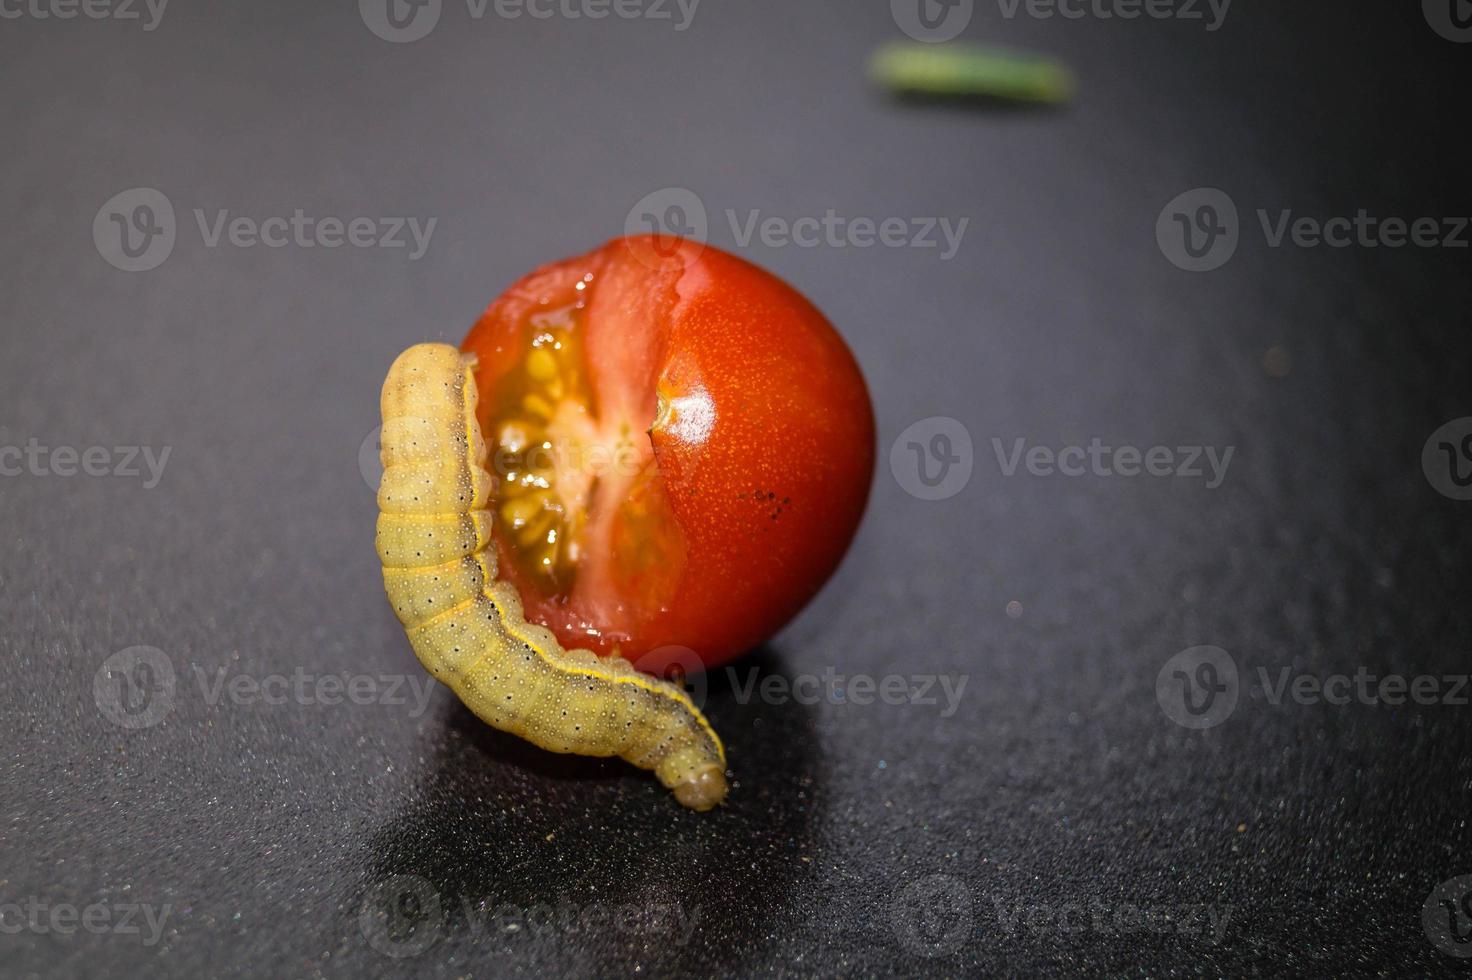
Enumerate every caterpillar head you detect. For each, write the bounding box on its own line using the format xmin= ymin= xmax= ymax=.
xmin=653 ymin=726 xmax=728 ymax=811
xmin=673 ymin=764 xmax=728 ymax=813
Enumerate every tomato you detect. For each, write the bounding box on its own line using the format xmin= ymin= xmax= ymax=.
xmin=461 ymin=236 xmax=874 ymax=675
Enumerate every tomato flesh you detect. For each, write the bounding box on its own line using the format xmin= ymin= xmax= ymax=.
xmin=463 ymin=237 xmax=874 ymax=674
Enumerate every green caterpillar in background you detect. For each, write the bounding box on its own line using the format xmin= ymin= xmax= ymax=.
xmin=375 ymin=343 xmax=728 ymax=811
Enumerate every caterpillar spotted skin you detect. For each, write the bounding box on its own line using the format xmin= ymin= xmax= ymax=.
xmin=375 ymin=343 xmax=729 ymax=811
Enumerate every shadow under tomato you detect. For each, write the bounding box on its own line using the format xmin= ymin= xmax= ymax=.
xmin=357 ymin=644 xmax=825 ymax=974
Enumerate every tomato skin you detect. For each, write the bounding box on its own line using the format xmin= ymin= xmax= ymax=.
xmin=463 ymin=237 xmax=875 ymax=674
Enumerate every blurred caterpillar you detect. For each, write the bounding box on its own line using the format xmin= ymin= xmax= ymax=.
xmin=375 ymin=343 xmax=728 ymax=811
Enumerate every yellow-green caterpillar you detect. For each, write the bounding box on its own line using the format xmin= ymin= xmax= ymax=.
xmin=375 ymin=343 xmax=728 ymax=810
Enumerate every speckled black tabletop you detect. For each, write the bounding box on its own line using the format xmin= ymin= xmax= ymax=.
xmin=3 ymin=1 xmax=1471 ymax=976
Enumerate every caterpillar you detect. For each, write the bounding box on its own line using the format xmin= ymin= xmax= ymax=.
xmin=375 ymin=343 xmax=728 ymax=811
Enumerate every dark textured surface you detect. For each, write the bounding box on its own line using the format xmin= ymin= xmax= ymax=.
xmin=3 ymin=1 xmax=1471 ymax=976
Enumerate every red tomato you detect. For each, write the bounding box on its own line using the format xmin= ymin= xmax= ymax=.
xmin=462 ymin=236 xmax=874 ymax=674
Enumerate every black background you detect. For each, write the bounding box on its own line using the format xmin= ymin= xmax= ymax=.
xmin=3 ymin=0 xmax=1471 ymax=976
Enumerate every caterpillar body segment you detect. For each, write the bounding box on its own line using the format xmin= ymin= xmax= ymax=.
xmin=376 ymin=343 xmax=728 ymax=811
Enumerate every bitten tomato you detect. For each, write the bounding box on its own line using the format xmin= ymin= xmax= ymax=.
xmin=462 ymin=236 xmax=874 ymax=674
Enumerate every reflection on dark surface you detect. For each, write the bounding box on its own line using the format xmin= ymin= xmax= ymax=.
xmin=356 ymin=646 xmax=824 ymax=973
xmin=885 ymin=90 xmax=1072 ymax=113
